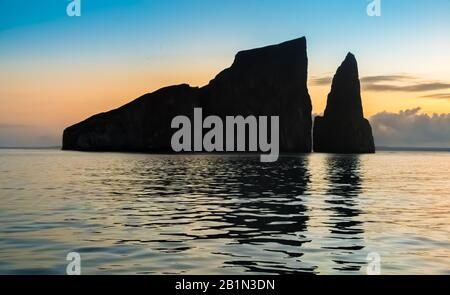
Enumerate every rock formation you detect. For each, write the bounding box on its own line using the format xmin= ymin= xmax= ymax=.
xmin=313 ymin=53 xmax=375 ymax=153
xmin=63 ymin=84 xmax=201 ymax=152
xmin=63 ymin=37 xmax=312 ymax=153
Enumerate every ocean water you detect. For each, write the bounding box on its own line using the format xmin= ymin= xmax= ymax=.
xmin=0 ymin=149 xmax=449 ymax=275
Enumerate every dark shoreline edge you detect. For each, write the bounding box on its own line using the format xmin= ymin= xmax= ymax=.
xmin=1 ymin=146 xmax=449 ymax=153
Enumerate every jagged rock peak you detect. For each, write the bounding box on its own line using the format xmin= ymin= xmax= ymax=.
xmin=313 ymin=53 xmax=375 ymax=154
xmin=324 ymin=52 xmax=363 ymax=119
xmin=63 ymin=37 xmax=312 ymax=153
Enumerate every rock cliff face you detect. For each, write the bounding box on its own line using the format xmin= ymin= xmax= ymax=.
xmin=63 ymin=37 xmax=312 ymax=153
xmin=313 ymin=53 xmax=375 ymax=153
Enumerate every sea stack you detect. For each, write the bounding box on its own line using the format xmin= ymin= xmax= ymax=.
xmin=313 ymin=53 xmax=375 ymax=153
xmin=63 ymin=37 xmax=312 ymax=153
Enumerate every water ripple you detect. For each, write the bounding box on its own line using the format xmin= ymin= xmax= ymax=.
xmin=0 ymin=150 xmax=449 ymax=274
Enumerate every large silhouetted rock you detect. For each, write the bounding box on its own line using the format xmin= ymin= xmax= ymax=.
xmin=313 ymin=53 xmax=375 ymax=153
xmin=63 ymin=37 xmax=312 ymax=152
xmin=63 ymin=84 xmax=201 ymax=152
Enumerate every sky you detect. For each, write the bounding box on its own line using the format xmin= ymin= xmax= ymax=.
xmin=0 ymin=0 xmax=449 ymax=147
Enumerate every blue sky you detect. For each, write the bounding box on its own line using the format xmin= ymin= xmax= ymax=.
xmin=2 ymin=0 xmax=449 ymax=72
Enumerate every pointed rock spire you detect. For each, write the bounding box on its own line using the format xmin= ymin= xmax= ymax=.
xmin=313 ymin=53 xmax=375 ymax=153
xmin=324 ymin=53 xmax=363 ymax=119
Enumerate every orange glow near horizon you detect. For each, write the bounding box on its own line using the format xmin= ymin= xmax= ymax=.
xmin=2 ymin=62 xmax=450 ymax=132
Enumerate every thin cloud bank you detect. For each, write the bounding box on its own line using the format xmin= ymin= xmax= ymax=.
xmin=359 ymin=74 xmax=416 ymax=83
xmin=312 ymin=74 xmax=416 ymax=86
xmin=369 ymin=108 xmax=450 ymax=147
xmin=421 ymin=93 xmax=450 ymax=100
xmin=312 ymin=74 xmax=450 ymax=94
xmin=311 ymin=77 xmax=332 ymax=85
xmin=0 ymin=123 xmax=29 ymax=128
xmin=365 ymin=82 xmax=450 ymax=92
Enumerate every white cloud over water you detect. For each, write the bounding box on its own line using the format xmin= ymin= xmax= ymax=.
xmin=370 ymin=108 xmax=450 ymax=147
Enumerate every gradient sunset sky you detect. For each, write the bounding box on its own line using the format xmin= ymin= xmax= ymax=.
xmin=1 ymin=0 xmax=449 ymax=147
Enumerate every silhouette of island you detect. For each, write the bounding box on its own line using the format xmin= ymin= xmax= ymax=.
xmin=313 ymin=53 xmax=375 ymax=153
xmin=323 ymin=155 xmax=365 ymax=272
xmin=63 ymin=37 xmax=312 ymax=153
xmin=63 ymin=37 xmax=375 ymax=154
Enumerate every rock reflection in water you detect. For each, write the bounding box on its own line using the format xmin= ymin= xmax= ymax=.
xmin=323 ymin=155 xmax=365 ymax=272
xmin=4 ymin=151 xmax=447 ymax=275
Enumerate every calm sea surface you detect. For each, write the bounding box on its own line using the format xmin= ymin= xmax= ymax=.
xmin=0 ymin=149 xmax=449 ymax=274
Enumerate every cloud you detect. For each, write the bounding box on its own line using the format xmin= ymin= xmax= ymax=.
xmin=421 ymin=93 xmax=450 ymax=100
xmin=312 ymin=74 xmax=415 ymax=86
xmin=0 ymin=123 xmax=29 ymax=129
xmin=364 ymin=82 xmax=450 ymax=92
xmin=369 ymin=108 xmax=450 ymax=147
xmin=311 ymin=74 xmax=450 ymax=94
xmin=359 ymin=74 xmax=416 ymax=83
xmin=311 ymin=77 xmax=332 ymax=85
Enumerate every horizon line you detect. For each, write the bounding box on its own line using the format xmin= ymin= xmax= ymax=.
xmin=1 ymin=146 xmax=449 ymax=152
